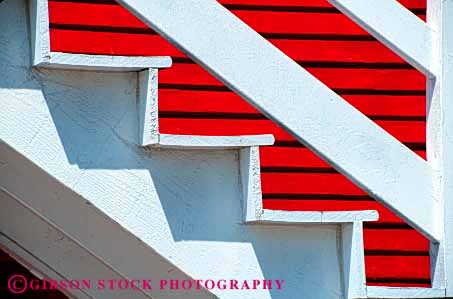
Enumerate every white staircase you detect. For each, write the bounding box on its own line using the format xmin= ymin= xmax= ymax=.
xmin=0 ymin=0 xmax=447 ymax=298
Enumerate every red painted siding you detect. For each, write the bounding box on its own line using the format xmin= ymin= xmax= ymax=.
xmin=47 ymin=0 xmax=430 ymax=287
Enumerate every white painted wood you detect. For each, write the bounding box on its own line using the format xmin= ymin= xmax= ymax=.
xmin=252 ymin=210 xmax=378 ymax=224
xmin=427 ymin=0 xmax=453 ymax=295
xmin=326 ymin=0 xmax=435 ymax=77
xmin=38 ymin=52 xmax=172 ymax=71
xmin=0 ymin=189 xmax=151 ymax=299
xmin=157 ymin=134 xmax=275 ymax=149
xmin=28 ymin=0 xmax=50 ymax=65
xmin=366 ymin=286 xmax=446 ymax=298
xmin=136 ymin=70 xmax=274 ymax=148
xmin=0 ymin=233 xmax=91 ymax=299
xmin=239 ymin=146 xmax=264 ymax=222
xmin=28 ymin=0 xmax=171 ymax=71
xmin=322 ymin=211 xmax=378 ymax=223
xmin=0 ymin=145 xmax=219 ymax=299
xmin=239 ymin=148 xmax=379 ymax=224
xmin=138 ymin=69 xmax=160 ymax=145
xmin=341 ymin=222 xmax=367 ymax=299
xmin=115 ymin=0 xmax=439 ymax=241
xmin=0 ymin=2 xmax=372 ymax=298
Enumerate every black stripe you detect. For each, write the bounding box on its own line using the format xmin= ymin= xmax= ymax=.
xmin=48 ymin=0 xmax=426 ymax=15
xmin=158 ymin=84 xmax=425 ymax=96
xmin=172 ymin=57 xmax=415 ymax=70
xmin=260 ymin=167 xmax=338 ymax=173
xmin=365 ymin=250 xmax=429 ymax=256
xmin=364 ymin=222 xmax=414 ymax=229
xmin=366 ymin=277 xmax=431 ymax=284
xmin=159 ymin=111 xmax=425 ymax=122
xmin=262 ymin=193 xmax=373 ymax=200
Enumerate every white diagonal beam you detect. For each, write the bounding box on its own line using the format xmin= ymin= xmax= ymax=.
xmin=326 ymin=0 xmax=436 ymax=77
xmin=114 ymin=0 xmax=440 ymax=241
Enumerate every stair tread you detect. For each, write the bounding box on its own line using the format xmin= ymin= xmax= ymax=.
xmin=36 ymin=52 xmax=172 ymax=71
xmin=150 ymin=133 xmax=275 ymax=148
xmin=248 ymin=209 xmax=379 ymax=223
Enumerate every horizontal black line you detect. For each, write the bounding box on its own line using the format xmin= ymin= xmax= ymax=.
xmin=334 ymin=89 xmax=425 ymax=96
xmin=159 ymin=111 xmax=425 ymax=122
xmin=50 ymin=0 xmax=117 ymax=3
xmin=48 ymin=0 xmax=426 ymax=15
xmin=48 ymin=24 xmax=428 ymax=51
xmin=261 ymin=167 xmax=338 ymax=173
xmin=50 ymin=24 xmax=381 ymax=41
xmin=49 ymin=23 xmax=384 ymax=43
xmin=159 ymin=84 xmax=230 ymax=92
xmin=159 ymin=83 xmax=231 ymax=92
xmin=270 ymin=141 xmax=426 ymax=151
xmin=224 ymin=4 xmax=426 ymax=16
xmin=159 ymin=84 xmax=426 ymax=96
xmin=160 ymin=111 xmax=265 ymax=120
xmin=262 ymin=194 xmax=372 ymax=200
xmin=50 ymin=23 xmax=156 ymax=34
xmin=225 ymin=4 xmax=343 ymax=13
xmin=366 ymin=277 xmax=431 ymax=284
xmin=364 ymin=222 xmax=413 ymax=229
xmin=365 ymin=250 xmax=430 ymax=257
xmin=371 ymin=115 xmax=426 ymax=121
xmin=262 ymin=33 xmax=371 ymax=41
xmin=172 ymin=57 xmax=415 ymax=70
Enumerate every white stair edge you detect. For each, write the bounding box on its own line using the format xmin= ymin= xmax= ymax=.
xmin=29 ymin=0 xmax=171 ymax=71
xmin=240 ymin=146 xmax=379 ymax=225
xmin=36 ymin=52 xmax=172 ymax=71
xmin=366 ymin=286 xmax=446 ymax=298
xmin=251 ymin=210 xmax=378 ymax=224
xmin=28 ymin=0 xmax=273 ymax=149
xmin=342 ymin=222 xmax=368 ymax=299
xmin=27 ymin=2 xmax=426 ymax=298
xmin=137 ymin=68 xmax=276 ymax=149
xmin=152 ymin=133 xmax=275 ymax=149
xmin=239 ymin=146 xmax=377 ymax=299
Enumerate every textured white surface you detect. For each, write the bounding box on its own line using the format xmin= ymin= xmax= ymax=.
xmin=326 ymin=0 xmax=435 ymax=76
xmin=138 ymin=68 xmax=160 ymax=145
xmin=240 ymin=146 xmax=264 ymax=222
xmin=0 ymin=189 xmax=152 ymax=299
xmin=29 ymin=0 xmax=171 ymax=71
xmin=135 ymin=66 xmax=274 ymax=148
xmin=38 ymin=52 xmax=172 ymax=71
xmin=341 ymin=222 xmax=367 ymax=299
xmin=28 ymin=0 xmax=50 ymax=65
xmin=156 ymin=134 xmax=274 ymax=148
xmin=115 ymin=0 xmax=439 ymax=241
xmin=366 ymin=286 xmax=446 ymax=298
xmin=255 ymin=210 xmax=378 ymax=224
xmin=426 ymin=0 xmax=453 ymax=295
xmin=0 ymin=1 xmax=346 ymax=298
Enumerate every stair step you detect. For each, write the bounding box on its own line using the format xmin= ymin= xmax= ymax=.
xmin=367 ymin=286 xmax=446 ymax=298
xmin=151 ymin=133 xmax=274 ymax=149
xmin=250 ymin=209 xmax=378 ymax=224
xmin=36 ymin=52 xmax=171 ymax=71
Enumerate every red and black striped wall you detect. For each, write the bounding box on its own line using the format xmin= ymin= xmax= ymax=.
xmin=46 ymin=0 xmax=430 ymax=287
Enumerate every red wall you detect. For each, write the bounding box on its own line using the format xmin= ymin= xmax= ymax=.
xmin=48 ymin=0 xmax=430 ymax=287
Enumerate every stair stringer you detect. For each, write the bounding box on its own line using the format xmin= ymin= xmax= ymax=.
xmin=0 ymin=0 xmax=426 ymax=298
xmin=2 ymin=2 xmax=340 ymax=299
